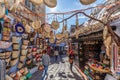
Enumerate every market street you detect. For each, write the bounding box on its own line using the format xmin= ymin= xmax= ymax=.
xmin=29 ymin=57 xmax=84 ymax=80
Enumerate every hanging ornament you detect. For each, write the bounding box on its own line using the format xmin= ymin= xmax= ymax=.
xmin=51 ymin=15 xmax=59 ymax=30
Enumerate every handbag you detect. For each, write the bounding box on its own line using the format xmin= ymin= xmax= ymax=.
xmin=2 ymin=36 xmax=10 ymax=41
xmin=38 ymin=64 xmax=44 ymax=71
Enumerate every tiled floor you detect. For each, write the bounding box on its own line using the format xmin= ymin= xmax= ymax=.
xmin=29 ymin=56 xmax=84 ymax=80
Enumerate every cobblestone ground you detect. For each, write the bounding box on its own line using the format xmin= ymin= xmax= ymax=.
xmin=29 ymin=56 xmax=84 ymax=80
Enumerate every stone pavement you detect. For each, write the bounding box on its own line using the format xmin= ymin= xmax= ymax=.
xmin=29 ymin=56 xmax=84 ymax=80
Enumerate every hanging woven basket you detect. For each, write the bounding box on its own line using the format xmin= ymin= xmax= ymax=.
xmin=30 ymin=0 xmax=43 ymax=5
xmin=51 ymin=20 xmax=59 ymax=30
xmin=43 ymin=0 xmax=57 ymax=8
xmin=80 ymin=0 xmax=96 ymax=5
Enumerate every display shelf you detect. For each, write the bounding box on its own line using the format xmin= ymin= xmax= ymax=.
xmin=87 ymin=63 xmax=110 ymax=73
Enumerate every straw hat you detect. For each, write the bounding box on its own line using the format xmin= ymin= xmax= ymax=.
xmin=49 ymin=38 xmax=55 ymax=43
xmin=12 ymin=51 xmax=20 ymax=58
xmin=80 ymin=0 xmax=96 ymax=5
xmin=20 ymin=56 xmax=26 ymax=62
xmin=32 ymin=21 xmax=41 ymax=30
xmin=43 ymin=23 xmax=51 ymax=33
xmin=0 ymin=3 xmax=5 ymax=18
xmin=17 ymin=62 xmax=24 ymax=69
xmin=10 ymin=58 xmax=18 ymax=66
xmin=44 ymin=0 xmax=57 ymax=8
xmin=21 ymin=49 xmax=28 ymax=56
xmin=55 ymin=33 xmax=64 ymax=40
xmin=51 ymin=20 xmax=59 ymax=30
xmin=30 ymin=0 xmax=43 ymax=5
xmin=25 ymin=24 xmax=33 ymax=33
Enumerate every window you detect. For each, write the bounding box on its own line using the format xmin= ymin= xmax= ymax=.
xmin=25 ymin=0 xmax=35 ymax=11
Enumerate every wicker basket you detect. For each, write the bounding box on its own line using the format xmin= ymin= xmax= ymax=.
xmin=17 ymin=62 xmax=24 ymax=69
xmin=20 ymin=56 xmax=26 ymax=62
xmin=10 ymin=58 xmax=18 ymax=66
xmin=21 ymin=50 xmax=28 ymax=56
xmin=5 ymin=52 xmax=12 ymax=58
xmin=2 ymin=36 xmax=10 ymax=41
xmin=12 ymin=51 xmax=20 ymax=58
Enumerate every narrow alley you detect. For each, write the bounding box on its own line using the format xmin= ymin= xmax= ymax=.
xmin=29 ymin=57 xmax=84 ymax=80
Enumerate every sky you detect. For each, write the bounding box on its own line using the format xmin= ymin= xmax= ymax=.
xmin=46 ymin=0 xmax=107 ymax=33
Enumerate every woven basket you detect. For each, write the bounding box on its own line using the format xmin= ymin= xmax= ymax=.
xmin=13 ymin=44 xmax=20 ymax=50
xmin=5 ymin=51 xmax=12 ymax=58
xmin=30 ymin=0 xmax=43 ymax=5
xmin=51 ymin=20 xmax=59 ymax=30
xmin=21 ymin=50 xmax=28 ymax=56
xmin=80 ymin=0 xmax=96 ymax=5
xmin=12 ymin=51 xmax=20 ymax=58
xmin=23 ymin=40 xmax=29 ymax=45
xmin=12 ymin=36 xmax=21 ymax=43
xmin=44 ymin=0 xmax=57 ymax=8
xmin=20 ymin=56 xmax=26 ymax=62
xmin=10 ymin=58 xmax=18 ymax=66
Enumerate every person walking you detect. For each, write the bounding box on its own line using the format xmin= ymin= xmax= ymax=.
xmin=54 ymin=49 xmax=59 ymax=62
xmin=41 ymin=50 xmax=50 ymax=80
xmin=69 ymin=49 xmax=75 ymax=72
